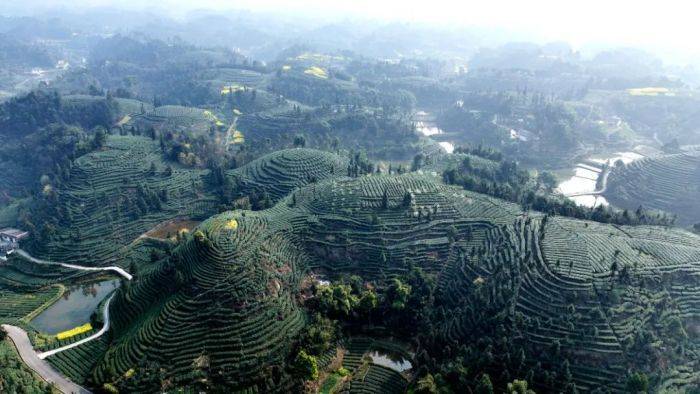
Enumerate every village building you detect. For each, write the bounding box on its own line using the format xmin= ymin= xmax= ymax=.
xmin=0 ymin=228 xmax=29 ymax=259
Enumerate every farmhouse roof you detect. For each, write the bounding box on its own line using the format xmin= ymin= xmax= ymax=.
xmin=0 ymin=228 xmax=30 ymax=240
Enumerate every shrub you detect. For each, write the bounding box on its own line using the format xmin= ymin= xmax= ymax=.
xmin=293 ymin=350 xmax=319 ymax=381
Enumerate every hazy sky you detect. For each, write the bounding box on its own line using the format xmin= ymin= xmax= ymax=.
xmin=7 ymin=0 xmax=700 ymax=59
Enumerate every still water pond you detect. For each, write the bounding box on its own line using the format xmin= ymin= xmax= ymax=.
xmin=368 ymin=350 xmax=413 ymax=373
xmin=31 ymin=280 xmax=119 ymax=334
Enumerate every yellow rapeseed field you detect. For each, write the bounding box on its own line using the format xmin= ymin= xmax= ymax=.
xmin=221 ymin=84 xmax=244 ymax=95
xmin=304 ymin=66 xmax=328 ymax=79
xmin=56 ymin=323 xmax=92 ymax=340
xmin=224 ymin=219 xmax=238 ymax=230
xmin=628 ymin=87 xmax=673 ymax=96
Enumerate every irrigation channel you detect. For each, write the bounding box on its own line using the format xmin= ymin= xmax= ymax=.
xmin=3 ymin=250 xmax=132 ymax=393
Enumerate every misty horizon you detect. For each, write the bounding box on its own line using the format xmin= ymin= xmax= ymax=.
xmin=2 ymin=0 xmax=700 ymax=66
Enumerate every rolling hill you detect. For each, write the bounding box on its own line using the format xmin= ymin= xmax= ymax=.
xmin=85 ymin=150 xmax=700 ymax=392
xmin=604 ymin=150 xmax=700 ymax=226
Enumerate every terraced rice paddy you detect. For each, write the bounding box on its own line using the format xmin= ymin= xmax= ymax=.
xmin=92 ymin=148 xmax=700 ymax=390
xmin=124 ymin=105 xmax=222 ymax=135
xmin=336 ymin=338 xmax=408 ymax=394
xmin=46 ymin=336 xmax=109 ymax=385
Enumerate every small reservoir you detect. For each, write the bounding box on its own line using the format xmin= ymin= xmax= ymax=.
xmin=31 ymin=279 xmax=119 ymax=335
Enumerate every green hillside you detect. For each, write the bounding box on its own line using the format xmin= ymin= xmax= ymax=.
xmin=605 ymin=150 xmax=700 ymax=226
xmin=4 ymin=12 xmax=700 ymax=394
xmin=91 ymin=152 xmax=700 ymax=392
xmin=18 ymin=137 xmax=348 ymax=269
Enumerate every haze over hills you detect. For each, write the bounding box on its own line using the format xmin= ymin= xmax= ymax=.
xmin=1 ymin=2 xmax=700 ymax=394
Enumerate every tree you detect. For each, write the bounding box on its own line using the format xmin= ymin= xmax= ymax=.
xmin=403 ymin=191 xmax=413 ymax=207
xmin=358 ymin=290 xmax=378 ymax=316
xmin=475 ymin=373 xmax=494 ymax=394
xmin=303 ymin=314 xmax=337 ymax=355
xmin=294 ymin=134 xmax=306 ymax=148
xmin=507 ymin=379 xmax=535 ymax=394
xmin=129 ymin=261 xmax=138 ymax=278
xmin=292 ymin=350 xmax=318 ymax=381
xmin=415 ymin=373 xmax=438 ymax=394
xmin=411 ymin=153 xmax=425 ymax=171
xmin=626 ymin=372 xmax=649 ymax=393
xmin=385 ymin=278 xmax=411 ymax=310
xmin=407 ymin=266 xmax=434 ymax=310
xmin=537 ymin=171 xmax=558 ymax=192
xmin=316 ymin=284 xmax=357 ymax=316
xmin=93 ymin=126 xmax=107 ymax=149
xmin=0 ymin=326 xmax=6 ymax=341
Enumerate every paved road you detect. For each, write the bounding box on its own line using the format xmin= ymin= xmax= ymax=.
xmin=38 ymin=294 xmax=114 ymax=359
xmin=3 ymin=249 xmax=129 ymax=392
xmin=2 ymin=324 xmax=91 ymax=394
xmin=16 ymin=249 xmax=132 ymax=280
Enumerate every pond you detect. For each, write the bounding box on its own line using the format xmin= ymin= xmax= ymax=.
xmin=368 ymin=350 xmax=413 ymax=373
xmin=31 ymin=279 xmax=119 ymax=335
xmin=556 ymin=151 xmax=644 ymax=208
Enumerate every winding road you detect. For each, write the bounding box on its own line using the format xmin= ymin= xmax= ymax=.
xmin=2 ymin=324 xmax=91 ymax=394
xmin=1 ymin=250 xmax=132 ymax=393
xmin=16 ymin=249 xmax=133 ymax=280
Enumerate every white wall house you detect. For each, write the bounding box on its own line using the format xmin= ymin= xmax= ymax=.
xmin=0 ymin=228 xmax=29 ymax=258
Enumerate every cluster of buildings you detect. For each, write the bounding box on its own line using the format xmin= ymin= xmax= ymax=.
xmin=0 ymin=228 xmax=29 ymax=261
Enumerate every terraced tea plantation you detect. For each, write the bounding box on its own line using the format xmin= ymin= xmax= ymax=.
xmin=88 ymin=150 xmax=700 ymax=392
xmin=605 ymin=150 xmax=700 ymax=225
xmin=16 ymin=141 xmax=348 ymax=280
xmin=26 ymin=135 xmax=220 ymax=267
xmin=124 ymin=104 xmax=224 ymax=135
